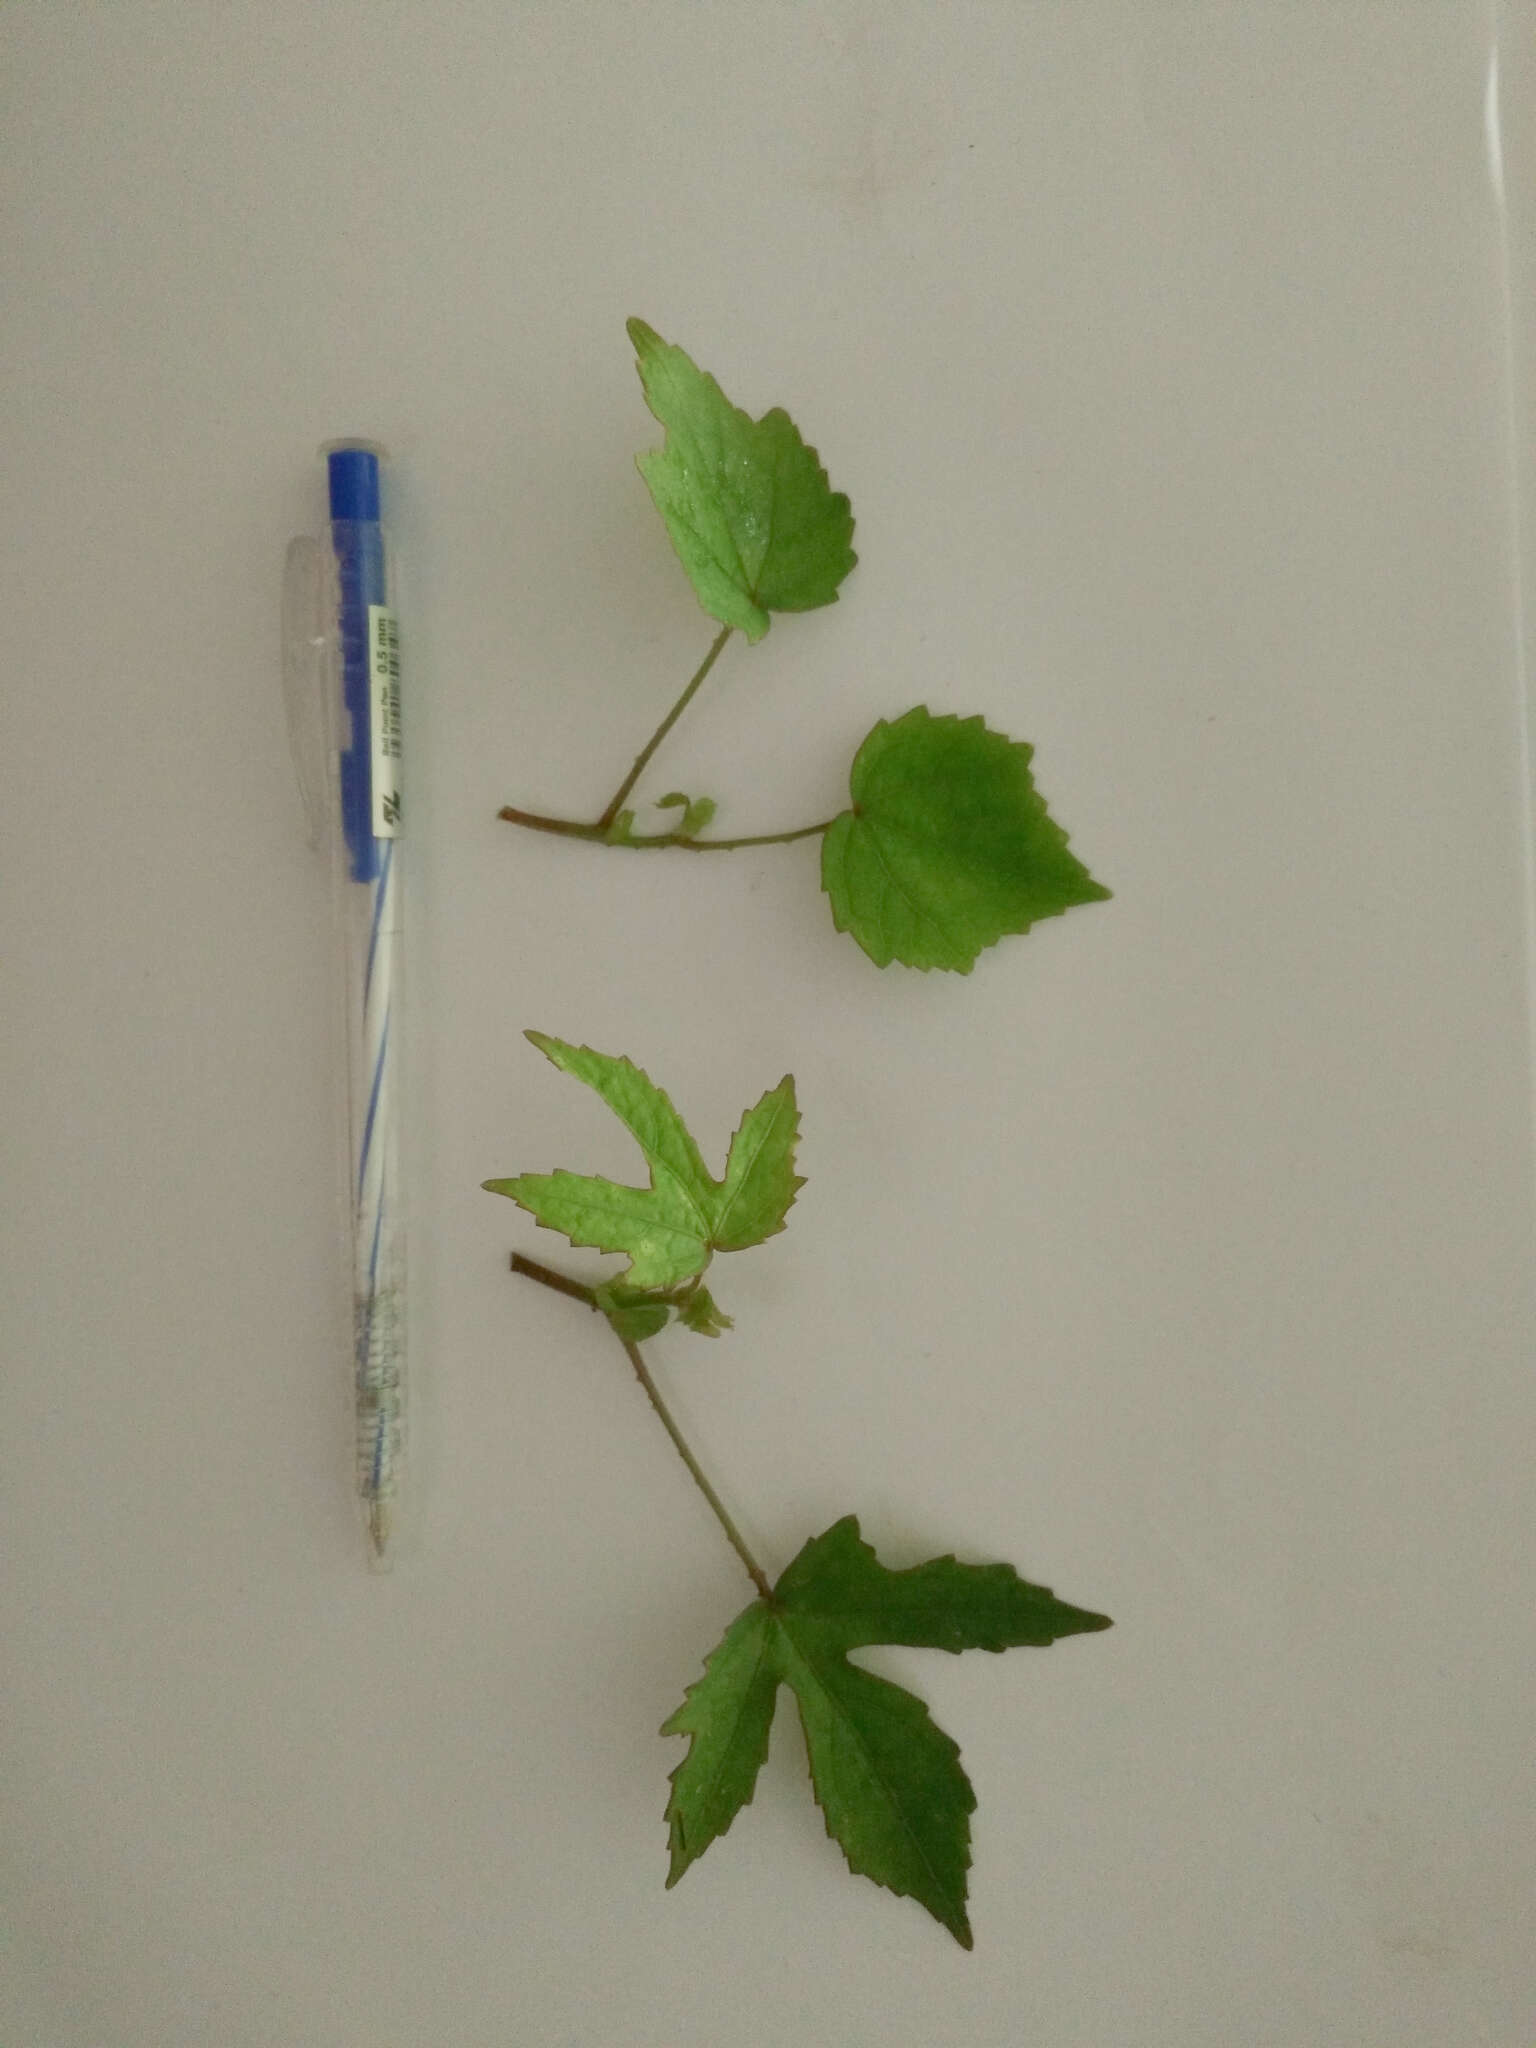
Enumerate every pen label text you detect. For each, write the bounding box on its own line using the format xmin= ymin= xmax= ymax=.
xmin=368 ymin=605 xmax=402 ymax=835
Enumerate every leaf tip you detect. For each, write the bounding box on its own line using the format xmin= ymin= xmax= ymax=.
xmin=626 ymin=314 xmax=661 ymax=356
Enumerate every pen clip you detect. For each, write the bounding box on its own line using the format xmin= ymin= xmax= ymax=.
xmin=282 ymin=533 xmax=337 ymax=853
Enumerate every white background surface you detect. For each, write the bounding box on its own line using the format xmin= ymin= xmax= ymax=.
xmin=4 ymin=5 xmax=1535 ymax=2043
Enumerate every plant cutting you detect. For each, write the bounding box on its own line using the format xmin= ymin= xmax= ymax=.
xmin=499 ymin=321 xmax=1110 ymax=973
xmin=485 ymin=1033 xmax=1111 ymax=1948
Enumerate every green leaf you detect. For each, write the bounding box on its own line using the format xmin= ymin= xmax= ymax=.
xmin=773 ymin=1515 xmax=1114 ymax=1654
xmin=675 ymin=1283 xmax=733 ymax=1338
xmin=661 ymin=1603 xmax=779 ymax=1884
xmin=820 ymin=707 xmax=1111 ymax=973
xmin=777 ymin=1628 xmax=976 ymax=1946
xmin=711 ymin=1077 xmax=805 ymax=1254
xmin=483 ymin=1167 xmax=710 ymax=1292
xmin=591 ymin=1281 xmax=674 ymax=1343
xmin=661 ymin=1515 xmax=1110 ymax=1947
xmin=525 ymin=1032 xmax=715 ymax=1204
xmin=652 ymin=791 xmax=717 ymax=837
xmin=628 ymin=317 xmax=857 ymax=644
xmin=483 ymin=1035 xmax=803 ymax=1294
xmin=589 ymin=1279 xmax=735 ymax=1342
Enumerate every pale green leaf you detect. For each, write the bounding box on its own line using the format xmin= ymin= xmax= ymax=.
xmin=524 ymin=1034 xmax=714 ymax=1213
xmin=676 ymin=1283 xmax=733 ymax=1338
xmin=711 ymin=1077 xmax=804 ymax=1254
xmin=483 ymin=1168 xmax=710 ymax=1291
xmin=628 ymin=318 xmax=856 ymax=643
xmin=484 ymin=1039 xmax=803 ymax=1299
xmin=652 ymin=791 xmax=717 ymax=836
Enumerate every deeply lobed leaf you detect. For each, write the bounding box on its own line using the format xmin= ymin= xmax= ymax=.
xmin=661 ymin=1516 xmax=1111 ymax=1947
xmin=484 ymin=1035 xmax=803 ymax=1299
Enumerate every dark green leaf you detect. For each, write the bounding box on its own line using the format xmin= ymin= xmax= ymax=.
xmin=777 ymin=1627 xmax=976 ymax=1948
xmin=662 ymin=1602 xmax=779 ymax=1884
xmin=661 ymin=1515 xmax=1110 ymax=1947
xmin=774 ymin=1515 xmax=1113 ymax=1652
xmin=821 ymin=707 xmax=1111 ymax=972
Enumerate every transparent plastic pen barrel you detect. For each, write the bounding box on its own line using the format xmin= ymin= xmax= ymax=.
xmin=329 ymin=461 xmax=406 ymax=1566
xmin=342 ymin=844 xmax=405 ymax=1560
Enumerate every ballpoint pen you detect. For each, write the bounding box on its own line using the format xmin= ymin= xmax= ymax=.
xmin=283 ymin=443 xmax=408 ymax=1565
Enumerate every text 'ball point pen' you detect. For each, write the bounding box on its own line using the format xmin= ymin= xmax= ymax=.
xmin=283 ymin=442 xmax=408 ymax=1566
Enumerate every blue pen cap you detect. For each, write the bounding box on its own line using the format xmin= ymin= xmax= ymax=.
xmin=323 ymin=439 xmax=390 ymax=882
xmin=327 ymin=442 xmax=382 ymax=522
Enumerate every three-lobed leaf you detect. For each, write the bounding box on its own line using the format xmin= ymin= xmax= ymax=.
xmin=821 ymin=706 xmax=1110 ymax=973
xmin=483 ymin=1033 xmax=804 ymax=1301
xmin=628 ymin=318 xmax=857 ymax=643
xmin=663 ymin=1515 xmax=1111 ymax=1947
